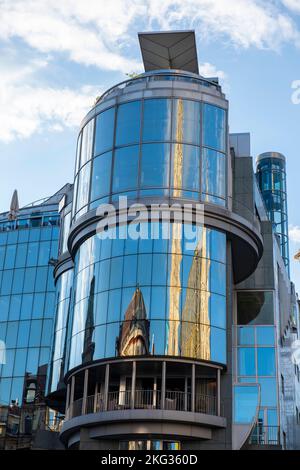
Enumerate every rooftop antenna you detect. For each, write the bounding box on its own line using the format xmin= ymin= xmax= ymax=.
xmin=8 ymin=189 xmax=19 ymax=221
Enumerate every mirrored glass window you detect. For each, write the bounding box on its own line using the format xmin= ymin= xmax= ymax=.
xmin=94 ymin=107 xmax=115 ymax=156
xmin=143 ymin=99 xmax=171 ymax=142
xmin=116 ymin=101 xmax=141 ymax=146
xmin=90 ymin=152 xmax=112 ymax=202
xmin=202 ymin=148 xmax=225 ymax=202
xmin=171 ymin=144 xmax=200 ymax=194
xmin=80 ymin=119 xmax=94 ymax=167
xmin=172 ymin=99 xmax=200 ymax=145
xmin=141 ymin=144 xmax=170 ymax=188
xmin=113 ymin=146 xmax=139 ymax=193
xmin=203 ymin=104 xmax=226 ymax=151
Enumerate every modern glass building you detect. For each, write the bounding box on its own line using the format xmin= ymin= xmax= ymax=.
xmin=0 ymin=186 xmax=71 ymax=451
xmin=45 ymin=31 xmax=273 ymax=450
xmin=256 ymin=152 xmax=290 ymax=275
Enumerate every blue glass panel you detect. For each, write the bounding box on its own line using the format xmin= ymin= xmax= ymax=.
xmin=256 ymin=326 xmax=275 ymax=345
xmin=76 ymin=161 xmax=91 ymax=214
xmin=210 ymin=294 xmax=226 ymax=329
xmin=21 ymin=294 xmax=33 ymax=320
xmin=143 ymin=99 xmax=171 ymax=142
xmin=80 ymin=118 xmax=94 ymax=166
xmin=116 ymin=101 xmax=141 ymax=146
xmin=210 ymin=261 xmax=226 ymax=296
xmin=94 ymin=292 xmax=108 ymax=326
xmin=149 ymin=320 xmax=165 ymax=355
xmin=2 ymin=349 xmax=14 ymax=377
xmin=137 ymin=254 xmax=152 ymax=285
xmin=238 ymin=348 xmax=256 ymax=375
xmin=238 ymin=327 xmax=255 ymax=345
xmin=259 ymin=378 xmax=277 ymax=406
xmin=90 ymin=152 xmax=112 ymax=201
xmin=0 ymin=246 xmax=5 ymax=269
xmin=94 ymin=107 xmax=115 ymax=156
xmin=0 ymin=378 xmax=11 ymax=405
xmin=151 ymin=254 xmax=168 ymax=286
xmin=107 ymin=289 xmax=121 ymax=323
xmin=9 ymin=295 xmax=22 ymax=320
xmin=4 ymin=245 xmax=16 ymax=269
xmin=6 ymin=322 xmax=18 ymax=348
xmin=109 ymin=258 xmax=123 ymax=289
xmin=202 ymin=148 xmax=226 ymax=200
xmin=113 ymin=145 xmax=139 ymax=192
xmin=1 ymin=270 xmax=13 ymax=295
xmin=29 ymin=320 xmax=42 ymax=347
xmin=150 ymin=287 xmax=166 ymax=320
xmin=203 ymin=104 xmax=226 ymax=151
xmin=10 ymin=377 xmax=23 ymax=404
xmin=15 ymin=243 xmax=27 ymax=268
xmin=27 ymin=242 xmax=39 ymax=267
xmin=257 ymin=348 xmax=276 ymax=376
xmin=17 ymin=320 xmax=30 ymax=347
xmin=123 ymin=255 xmax=137 ymax=287
xmin=105 ymin=322 xmax=119 ymax=358
xmin=32 ymin=293 xmax=45 ymax=318
xmin=172 ymin=99 xmax=200 ymax=145
xmin=14 ymin=349 xmax=27 ymax=376
xmin=171 ymin=144 xmax=200 ymax=193
xmin=92 ymin=325 xmax=106 ymax=359
xmin=234 ymin=385 xmax=259 ymax=424
xmin=26 ymin=348 xmax=39 ymax=375
xmin=0 ymin=297 xmax=9 ymax=321
xmin=141 ymin=143 xmax=170 ymax=188
xmin=12 ymin=269 xmax=24 ymax=294
xmin=210 ymin=327 xmax=226 ymax=363
xmin=38 ymin=241 xmax=51 ymax=265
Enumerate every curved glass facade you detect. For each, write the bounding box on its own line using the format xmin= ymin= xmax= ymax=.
xmin=72 ymin=98 xmax=227 ymax=220
xmin=256 ymin=154 xmax=289 ymax=273
xmin=65 ymin=222 xmax=227 ymax=372
xmin=47 ymin=269 xmax=73 ymax=394
xmin=0 ymin=220 xmax=59 ymax=405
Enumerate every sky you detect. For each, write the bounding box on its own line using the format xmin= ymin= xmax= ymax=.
xmin=1 ymin=0 xmax=300 ymax=287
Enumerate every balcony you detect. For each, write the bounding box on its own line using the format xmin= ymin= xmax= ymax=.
xmin=248 ymin=425 xmax=281 ymax=447
xmin=67 ymin=389 xmax=218 ymax=419
xmin=60 ymin=358 xmax=226 ymax=447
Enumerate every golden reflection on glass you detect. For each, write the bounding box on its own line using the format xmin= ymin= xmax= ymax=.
xmin=166 ymin=223 xmax=182 ymax=355
xmin=172 ymin=99 xmax=183 ymax=197
xmin=117 ymin=287 xmax=150 ymax=356
xmin=181 ymin=230 xmax=211 ymax=360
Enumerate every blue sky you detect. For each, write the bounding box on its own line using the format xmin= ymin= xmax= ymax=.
xmin=1 ymin=0 xmax=300 ymax=287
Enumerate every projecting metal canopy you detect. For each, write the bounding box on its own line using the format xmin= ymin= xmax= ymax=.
xmin=138 ymin=30 xmax=199 ymax=74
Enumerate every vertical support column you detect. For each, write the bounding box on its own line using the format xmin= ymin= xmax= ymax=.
xmin=104 ymin=363 xmax=110 ymax=411
xmin=82 ymin=369 xmax=89 ymax=415
xmin=191 ymin=364 xmax=195 ymax=413
xmin=217 ymin=368 xmax=221 ymax=416
xmin=184 ymin=376 xmax=188 ymax=411
xmin=70 ymin=375 xmax=75 ymax=419
xmin=93 ymin=382 xmax=98 ymax=413
xmin=161 ymin=361 xmax=166 ymax=410
xmin=153 ymin=376 xmax=157 ymax=409
xmin=65 ymin=382 xmax=70 ymax=419
xmin=131 ymin=361 xmax=136 ymax=409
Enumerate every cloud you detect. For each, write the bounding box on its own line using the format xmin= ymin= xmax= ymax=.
xmin=199 ymin=62 xmax=226 ymax=80
xmin=282 ymin=0 xmax=300 ymax=14
xmin=0 ymin=0 xmax=300 ymax=75
xmin=289 ymin=225 xmax=300 ymax=243
xmin=0 ymin=60 xmax=102 ymax=142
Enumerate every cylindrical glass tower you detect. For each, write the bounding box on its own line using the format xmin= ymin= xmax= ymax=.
xmin=256 ymin=152 xmax=289 ymax=274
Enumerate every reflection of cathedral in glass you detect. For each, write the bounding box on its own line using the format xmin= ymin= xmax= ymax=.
xmin=117 ymin=287 xmax=150 ymax=357
xmin=181 ymin=232 xmax=211 ymax=360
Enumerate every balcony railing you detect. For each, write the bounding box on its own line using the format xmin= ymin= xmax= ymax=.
xmin=248 ymin=425 xmax=280 ymax=446
xmin=67 ymin=390 xmax=218 ymax=420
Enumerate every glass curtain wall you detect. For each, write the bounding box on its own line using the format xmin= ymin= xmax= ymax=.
xmin=0 ymin=221 xmax=59 ymax=406
xmin=72 ymin=98 xmax=227 ymax=220
xmin=65 ymin=222 xmax=227 ymax=372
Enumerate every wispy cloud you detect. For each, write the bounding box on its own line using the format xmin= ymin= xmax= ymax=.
xmin=1 ymin=0 xmax=300 ymax=143
xmin=0 ymin=59 xmax=101 ymax=142
xmin=282 ymin=0 xmax=300 ymax=15
xmin=289 ymin=225 xmax=300 ymax=243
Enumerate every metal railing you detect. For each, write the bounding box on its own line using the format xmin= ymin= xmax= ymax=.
xmin=67 ymin=390 xmax=218 ymax=419
xmin=248 ymin=425 xmax=280 ymax=446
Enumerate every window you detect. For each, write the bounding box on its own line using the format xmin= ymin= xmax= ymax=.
xmin=238 ymin=348 xmax=255 ymax=376
xmin=172 ymin=99 xmax=200 ymax=145
xmin=94 ymin=107 xmax=115 ymax=156
xmin=257 ymin=348 xmax=276 ymax=376
xmin=237 ymin=291 xmax=274 ymax=325
xmin=203 ymin=104 xmax=226 ymax=151
xmin=141 ymin=143 xmax=170 ymax=188
xmin=238 ymin=327 xmax=255 ymax=345
xmin=116 ymin=101 xmax=141 ymax=146
xmin=171 ymin=144 xmax=200 ymax=193
xmin=80 ymin=119 xmax=94 ymax=166
xmin=202 ymin=148 xmax=225 ymax=201
xmin=90 ymin=152 xmax=112 ymax=201
xmin=113 ymin=146 xmax=139 ymax=193
xmin=76 ymin=161 xmax=91 ymax=214
xmin=143 ymin=99 xmax=171 ymax=142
